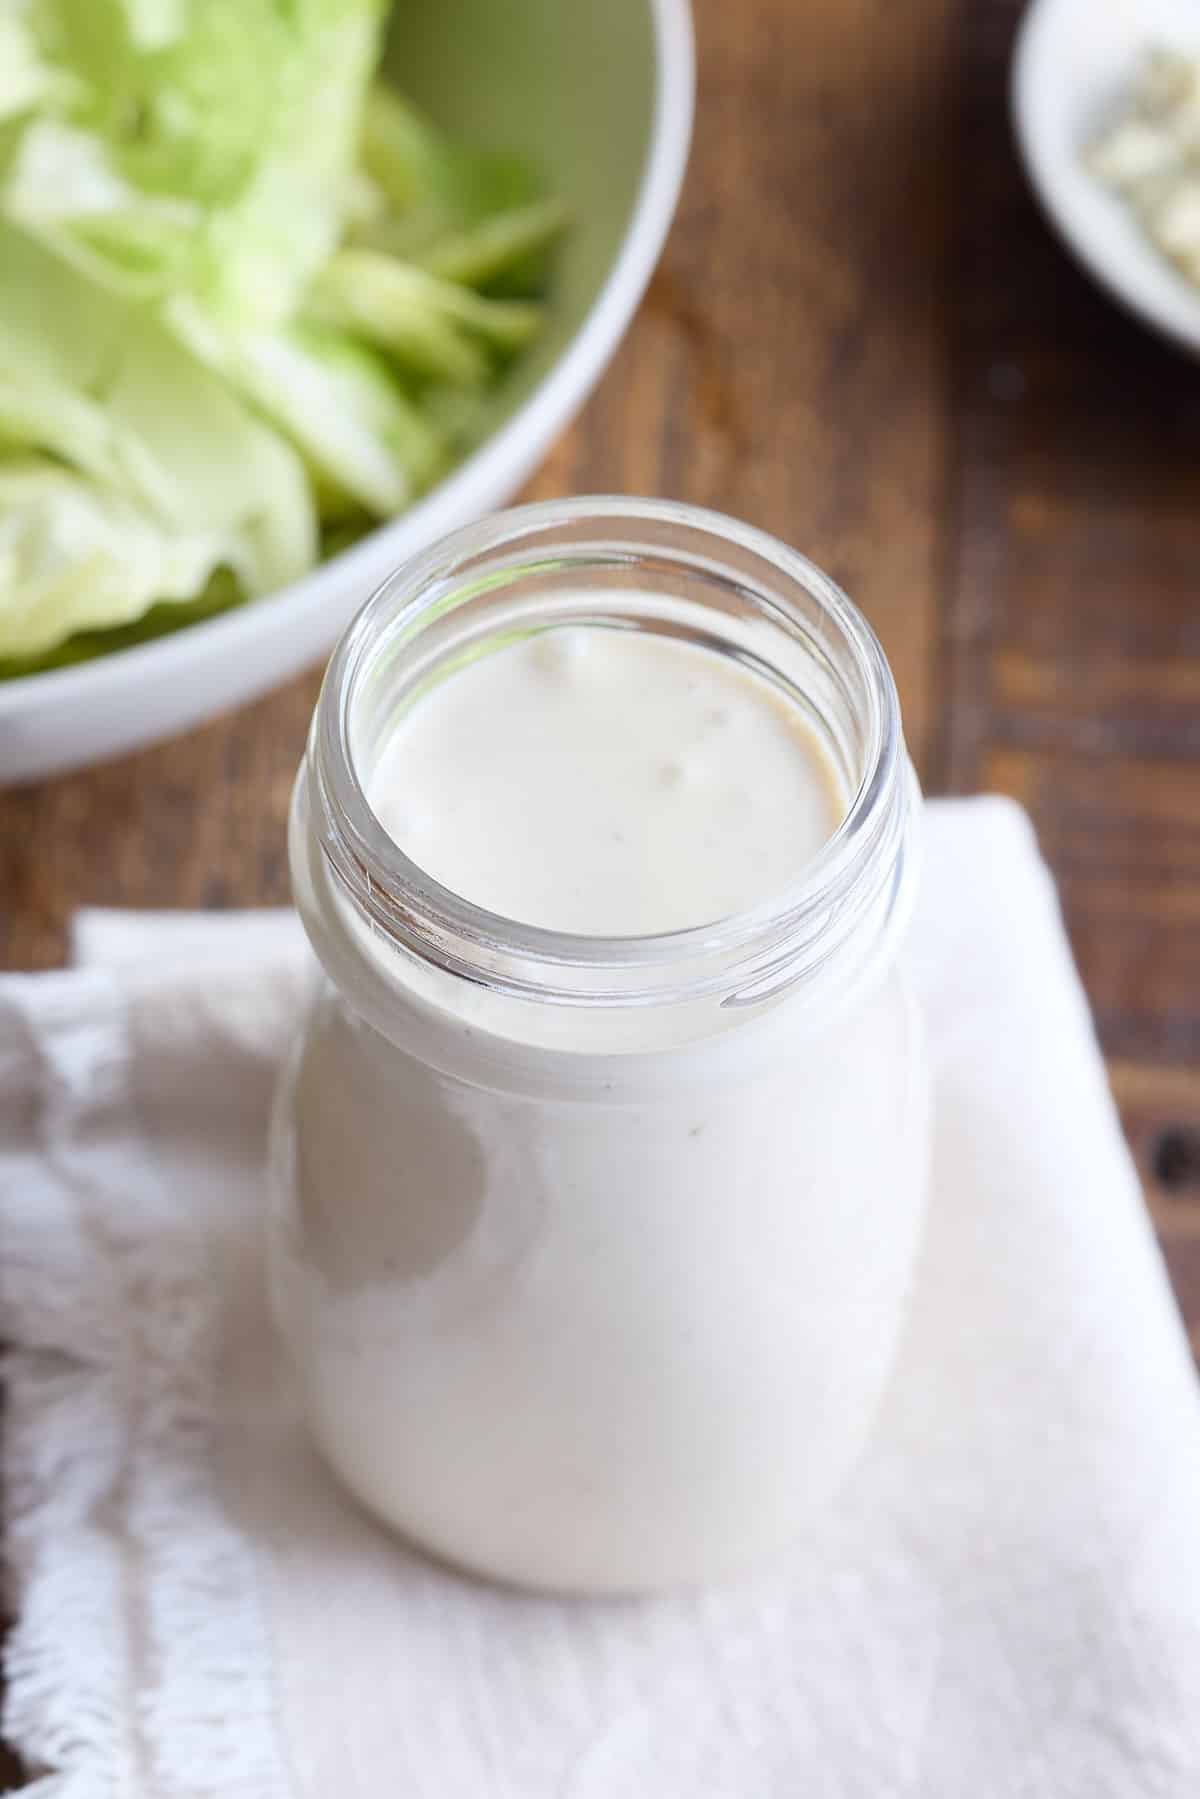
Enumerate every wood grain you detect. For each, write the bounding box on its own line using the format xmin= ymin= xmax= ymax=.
xmin=946 ymin=0 xmax=1200 ymax=1332
xmin=3 ymin=0 xmax=1200 ymax=1780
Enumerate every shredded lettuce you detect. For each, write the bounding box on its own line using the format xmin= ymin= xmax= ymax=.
xmin=169 ymin=302 xmax=445 ymax=517
xmin=308 ymin=250 xmax=543 ymax=381
xmin=0 ymin=458 xmax=265 ymax=659
xmin=16 ymin=0 xmax=387 ymax=321
xmin=0 ymin=565 xmax=244 ymax=680
xmin=0 ymin=2 xmax=75 ymax=122
xmin=0 ymin=1 xmax=562 ymax=670
xmin=355 ymin=83 xmax=566 ymax=287
xmin=0 ymin=218 xmax=316 ymax=572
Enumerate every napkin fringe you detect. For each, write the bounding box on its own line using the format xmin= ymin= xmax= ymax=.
xmin=3 ymin=1313 xmax=291 ymax=1799
xmin=3 ymin=1353 xmax=136 ymax=1796
xmin=132 ymin=1324 xmax=291 ymax=1799
xmin=1 ymin=983 xmax=291 ymax=1799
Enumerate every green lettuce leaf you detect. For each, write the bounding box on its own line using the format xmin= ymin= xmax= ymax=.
xmin=0 ymin=457 xmax=260 ymax=659
xmin=0 ymin=219 xmax=316 ymax=629
xmin=0 ymin=1 xmax=76 ymax=122
xmin=0 ymin=562 xmax=244 ymax=679
xmin=0 ymin=6 xmax=560 ymax=677
xmin=170 ymin=299 xmax=445 ymax=517
xmin=307 ymin=248 xmax=543 ymax=382
xmin=355 ymin=83 xmax=565 ymax=291
xmin=22 ymin=0 xmax=388 ymax=324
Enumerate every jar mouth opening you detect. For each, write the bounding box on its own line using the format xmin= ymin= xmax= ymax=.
xmin=311 ymin=497 xmax=912 ymax=1006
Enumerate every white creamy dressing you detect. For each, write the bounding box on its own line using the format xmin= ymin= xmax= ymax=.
xmin=371 ymin=627 xmax=844 ymax=935
xmin=273 ymin=617 xmax=928 ymax=1592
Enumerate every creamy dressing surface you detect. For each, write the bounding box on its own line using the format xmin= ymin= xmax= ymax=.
xmin=273 ymin=614 xmax=928 ymax=1593
xmin=370 ymin=626 xmax=845 ymax=936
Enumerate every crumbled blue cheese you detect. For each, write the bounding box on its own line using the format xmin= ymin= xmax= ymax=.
xmin=1090 ymin=50 xmax=1200 ymax=285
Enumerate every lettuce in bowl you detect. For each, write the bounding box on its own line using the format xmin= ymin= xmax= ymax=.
xmin=0 ymin=0 xmax=564 ymax=673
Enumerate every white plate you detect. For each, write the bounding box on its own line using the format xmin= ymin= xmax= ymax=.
xmin=0 ymin=0 xmax=694 ymax=784
xmin=1013 ymin=0 xmax=1200 ymax=354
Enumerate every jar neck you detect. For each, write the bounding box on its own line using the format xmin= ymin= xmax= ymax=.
xmin=304 ymin=498 xmax=920 ymax=1019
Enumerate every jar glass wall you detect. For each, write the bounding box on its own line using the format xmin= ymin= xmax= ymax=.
xmin=268 ymin=498 xmax=929 ymax=1594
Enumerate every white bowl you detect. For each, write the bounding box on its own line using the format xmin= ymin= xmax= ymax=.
xmin=1013 ymin=0 xmax=1200 ymax=355
xmin=0 ymin=0 xmax=693 ymax=784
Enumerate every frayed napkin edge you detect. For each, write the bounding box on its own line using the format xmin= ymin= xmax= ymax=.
xmin=1 ymin=976 xmax=292 ymax=1799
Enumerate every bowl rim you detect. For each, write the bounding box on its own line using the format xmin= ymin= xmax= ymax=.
xmin=0 ymin=0 xmax=695 ymax=721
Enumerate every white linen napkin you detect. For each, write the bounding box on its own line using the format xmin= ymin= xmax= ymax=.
xmin=3 ymin=797 xmax=1200 ymax=1799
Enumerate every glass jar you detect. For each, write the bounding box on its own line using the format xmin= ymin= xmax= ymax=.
xmin=268 ymin=497 xmax=928 ymax=1595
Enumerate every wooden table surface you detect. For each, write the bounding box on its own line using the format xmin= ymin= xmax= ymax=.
xmin=3 ymin=0 xmax=1200 ymax=1779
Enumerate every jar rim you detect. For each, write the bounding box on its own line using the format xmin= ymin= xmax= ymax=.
xmin=310 ymin=496 xmax=916 ymax=1008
